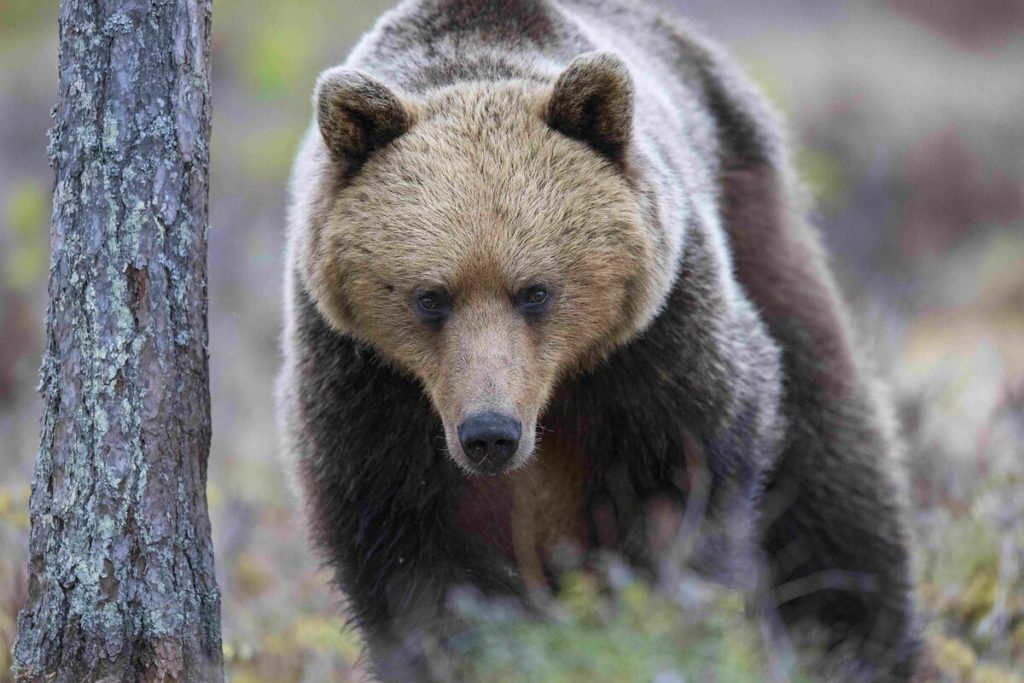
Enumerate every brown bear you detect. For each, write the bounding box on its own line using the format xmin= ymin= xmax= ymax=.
xmin=276 ymin=0 xmax=921 ymax=680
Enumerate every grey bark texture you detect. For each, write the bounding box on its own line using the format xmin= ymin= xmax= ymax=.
xmin=12 ymin=1 xmax=222 ymax=681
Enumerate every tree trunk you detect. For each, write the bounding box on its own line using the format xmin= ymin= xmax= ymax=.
xmin=12 ymin=1 xmax=222 ymax=681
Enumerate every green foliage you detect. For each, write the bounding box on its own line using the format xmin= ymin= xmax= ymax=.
xmin=739 ymin=59 xmax=791 ymax=117
xmin=451 ymin=572 xmax=803 ymax=683
xmin=3 ymin=179 xmax=48 ymax=292
xmin=795 ymin=148 xmax=849 ymax=207
xmin=240 ymin=12 xmax=318 ymax=98
xmin=238 ymin=126 xmax=306 ymax=184
xmin=915 ymin=468 xmax=1024 ymax=681
xmin=0 ymin=485 xmax=30 ymax=531
xmin=0 ymin=0 xmax=54 ymax=39
xmin=0 ymin=485 xmax=30 ymax=683
xmin=222 ymin=613 xmax=365 ymax=683
xmin=215 ymin=0 xmax=393 ymax=100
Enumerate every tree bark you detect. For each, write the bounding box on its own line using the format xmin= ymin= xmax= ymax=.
xmin=12 ymin=1 xmax=222 ymax=681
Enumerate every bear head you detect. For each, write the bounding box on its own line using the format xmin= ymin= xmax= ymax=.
xmin=295 ymin=52 xmax=665 ymax=474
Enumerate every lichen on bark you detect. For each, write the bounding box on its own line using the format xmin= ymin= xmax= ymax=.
xmin=13 ymin=1 xmax=222 ymax=681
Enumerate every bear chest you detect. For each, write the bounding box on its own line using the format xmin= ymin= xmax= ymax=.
xmin=457 ymin=433 xmax=589 ymax=588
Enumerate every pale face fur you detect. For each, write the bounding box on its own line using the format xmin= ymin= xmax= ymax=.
xmin=303 ymin=81 xmax=657 ymax=473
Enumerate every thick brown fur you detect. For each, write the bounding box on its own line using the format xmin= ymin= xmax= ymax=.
xmin=277 ymin=1 xmax=921 ymax=680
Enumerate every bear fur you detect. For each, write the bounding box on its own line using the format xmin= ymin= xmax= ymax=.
xmin=277 ymin=0 xmax=921 ymax=680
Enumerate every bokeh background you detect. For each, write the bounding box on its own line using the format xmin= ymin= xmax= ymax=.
xmin=1 ymin=1 xmax=1022 ymax=680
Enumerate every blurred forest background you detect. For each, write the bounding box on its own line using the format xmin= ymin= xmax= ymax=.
xmin=1 ymin=1 xmax=1022 ymax=681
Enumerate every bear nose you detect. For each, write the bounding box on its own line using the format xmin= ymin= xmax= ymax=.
xmin=458 ymin=412 xmax=521 ymax=473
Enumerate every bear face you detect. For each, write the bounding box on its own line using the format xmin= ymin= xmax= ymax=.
xmin=300 ymin=56 xmax=662 ymax=474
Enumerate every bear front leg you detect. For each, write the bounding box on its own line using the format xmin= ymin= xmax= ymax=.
xmin=341 ymin=520 xmax=520 ymax=683
xmin=311 ymin=474 xmax=522 ymax=683
xmin=724 ymin=210 xmax=923 ymax=680
xmin=717 ymin=158 xmax=923 ymax=681
xmin=280 ymin=286 xmax=523 ymax=681
xmin=288 ymin=384 xmax=522 ymax=683
xmin=756 ymin=390 xmax=922 ymax=682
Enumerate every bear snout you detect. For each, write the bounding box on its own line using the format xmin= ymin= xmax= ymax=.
xmin=457 ymin=411 xmax=522 ymax=474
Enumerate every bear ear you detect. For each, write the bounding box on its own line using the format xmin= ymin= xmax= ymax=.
xmin=546 ymin=52 xmax=634 ymax=164
xmin=314 ymin=67 xmax=411 ymax=173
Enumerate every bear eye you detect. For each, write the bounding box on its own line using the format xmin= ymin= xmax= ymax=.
xmin=515 ymin=285 xmax=552 ymax=316
xmin=414 ymin=289 xmax=450 ymax=323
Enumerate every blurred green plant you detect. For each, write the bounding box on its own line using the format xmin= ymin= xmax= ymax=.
xmin=216 ymin=0 xmax=393 ymax=100
xmin=223 ymin=613 xmax=364 ymax=683
xmin=0 ymin=484 xmax=30 ymax=683
xmin=740 ymin=59 xmax=791 ymax=117
xmin=0 ymin=0 xmax=53 ymax=40
xmin=0 ymin=485 xmax=31 ymax=531
xmin=450 ymin=570 xmax=802 ymax=683
xmin=291 ymin=614 xmax=363 ymax=662
xmin=238 ymin=126 xmax=307 ymax=184
xmin=240 ymin=12 xmax=318 ymax=98
xmin=795 ymin=148 xmax=849 ymax=208
xmin=3 ymin=179 xmax=48 ymax=292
